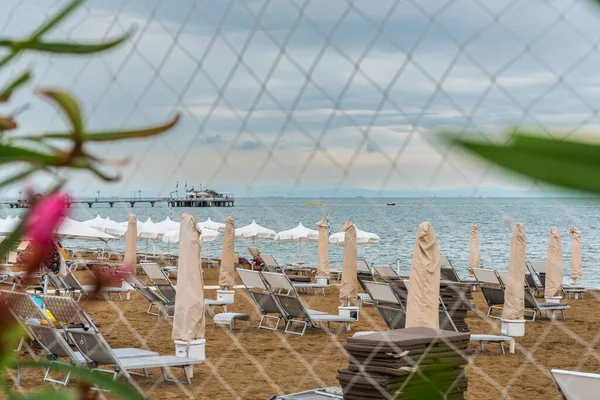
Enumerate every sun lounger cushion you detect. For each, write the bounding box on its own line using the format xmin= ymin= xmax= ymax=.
xmin=310 ymin=314 xmax=356 ymax=322
xmin=118 ymin=355 xmax=202 ymax=370
xmin=113 ymin=348 xmax=158 ymax=358
xmin=537 ymin=303 xmax=570 ymax=309
xmin=287 ymin=275 xmax=311 ymax=283
xmin=346 ymin=327 xmax=470 ymax=348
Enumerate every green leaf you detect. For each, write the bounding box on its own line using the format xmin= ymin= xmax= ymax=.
xmin=0 ymin=145 xmax=62 ymax=165
xmin=22 ymin=388 xmax=75 ymax=400
xmin=30 ymin=0 xmax=82 ymax=38
xmin=36 ymin=89 xmax=83 ymax=141
xmin=450 ymin=134 xmax=600 ymax=195
xmin=0 ymin=33 xmax=131 ymax=55
xmin=12 ymin=360 xmax=145 ymax=399
xmin=0 ymin=71 xmax=31 ymax=102
xmin=19 ymin=112 xmax=181 ymax=142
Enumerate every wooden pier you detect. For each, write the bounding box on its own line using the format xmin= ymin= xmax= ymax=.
xmin=1 ymin=195 xmax=234 ymax=208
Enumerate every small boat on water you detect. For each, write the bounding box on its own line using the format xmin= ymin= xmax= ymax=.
xmin=387 ymin=202 xmax=396 ymax=206
xmin=306 ymin=201 xmax=324 ymax=206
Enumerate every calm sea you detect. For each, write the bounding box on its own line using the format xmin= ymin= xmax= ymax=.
xmin=4 ymin=197 xmax=600 ymax=288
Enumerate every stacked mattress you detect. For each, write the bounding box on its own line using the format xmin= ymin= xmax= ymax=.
xmin=337 ymin=328 xmax=470 ymax=399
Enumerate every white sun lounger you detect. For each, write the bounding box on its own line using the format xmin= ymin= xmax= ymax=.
xmin=262 ymin=272 xmax=356 ymax=335
xmin=40 ymin=295 xmax=202 ymax=389
xmin=552 ymin=369 xmax=600 ymax=400
xmin=1 ymin=291 xmax=157 ymax=385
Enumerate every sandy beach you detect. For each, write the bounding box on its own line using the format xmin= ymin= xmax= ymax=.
xmin=6 ymin=267 xmax=598 ymax=399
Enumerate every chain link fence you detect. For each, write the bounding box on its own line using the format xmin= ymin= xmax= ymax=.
xmin=2 ymin=0 xmax=600 ymax=399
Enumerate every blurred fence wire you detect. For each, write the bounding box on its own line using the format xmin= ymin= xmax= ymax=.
xmin=3 ymin=0 xmax=600 ymax=398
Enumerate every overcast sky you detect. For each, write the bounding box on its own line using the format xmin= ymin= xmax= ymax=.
xmin=2 ymin=0 xmax=600 ymax=197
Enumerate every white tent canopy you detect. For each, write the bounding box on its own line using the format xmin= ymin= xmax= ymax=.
xmin=162 ymin=228 xmax=220 ymax=243
xmin=274 ymin=222 xmax=319 ymax=243
xmin=57 ymin=217 xmax=116 ymax=241
xmin=118 ymin=217 xmax=159 ymax=239
xmin=329 ymin=225 xmax=380 ymax=244
xmin=274 ymin=222 xmax=319 ymax=262
xmin=0 ymin=217 xmax=116 ymax=241
xmin=197 ymin=217 xmax=226 ymax=232
xmin=154 ymin=217 xmax=180 ymax=235
xmin=235 ymin=220 xmax=276 ymax=240
xmin=83 ymin=215 xmax=126 ymax=236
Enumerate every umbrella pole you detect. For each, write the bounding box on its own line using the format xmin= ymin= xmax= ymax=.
xmin=43 ymin=274 xmax=48 ymax=295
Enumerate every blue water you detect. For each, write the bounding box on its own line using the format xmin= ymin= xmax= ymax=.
xmin=4 ymin=197 xmax=600 ymax=287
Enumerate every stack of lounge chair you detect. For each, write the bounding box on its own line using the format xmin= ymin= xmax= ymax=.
xmin=439 ymin=281 xmax=472 ymax=333
xmin=337 ymin=328 xmax=470 ymax=399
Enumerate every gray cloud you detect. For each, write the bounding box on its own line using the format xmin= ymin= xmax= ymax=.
xmin=5 ymin=0 xmax=600 ymax=196
xmin=234 ymin=140 xmax=262 ymax=151
xmin=200 ymin=134 xmax=224 ymax=145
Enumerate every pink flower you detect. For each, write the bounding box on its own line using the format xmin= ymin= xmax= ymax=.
xmin=19 ymin=192 xmax=69 ymax=281
xmin=25 ymin=192 xmax=69 ymax=249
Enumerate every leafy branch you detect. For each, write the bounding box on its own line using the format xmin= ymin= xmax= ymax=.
xmin=0 ymin=0 xmax=180 ymax=398
xmin=447 ymin=131 xmax=600 ymax=195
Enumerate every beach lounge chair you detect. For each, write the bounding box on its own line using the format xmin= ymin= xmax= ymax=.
xmin=272 ymin=387 xmax=344 ymax=399
xmin=140 ymin=262 xmax=172 ymax=285
xmin=472 ymin=267 xmax=502 ymax=286
xmin=60 ymin=271 xmax=133 ymax=301
xmin=262 ymin=272 xmax=357 ymax=335
xmin=59 ymin=272 xmax=92 ymax=301
xmin=356 ymin=259 xmax=374 ymax=306
xmin=372 ymin=265 xmax=401 ymax=281
xmin=562 ymin=284 xmax=587 ymax=300
xmin=524 ymin=289 xmax=569 ymax=321
xmin=39 ymin=294 xmax=202 ymax=386
xmin=528 ymin=260 xmax=547 ymax=289
xmin=260 ymin=254 xmax=311 ymax=282
xmin=362 ymin=281 xmax=406 ymax=329
xmin=480 ymin=286 xmax=505 ymax=318
xmin=133 ymin=283 xmax=173 ymax=317
xmin=237 ymin=268 xmax=287 ymax=330
xmin=1 ymin=290 xmax=158 ymax=385
xmin=439 ymin=256 xmax=460 ymax=282
xmin=551 ymin=369 xmax=600 ymax=400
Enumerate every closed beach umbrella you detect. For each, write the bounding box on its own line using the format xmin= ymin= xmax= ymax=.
xmin=219 ymin=216 xmax=235 ymax=289
xmin=124 ymin=214 xmax=137 ymax=274
xmin=570 ymin=227 xmax=582 ymax=283
xmin=339 ymin=221 xmax=358 ymax=306
xmin=274 ymin=222 xmax=318 ymax=261
xmin=545 ymin=227 xmax=563 ymax=299
xmin=198 ymin=217 xmax=226 ymax=233
xmin=468 ymin=224 xmax=479 ymax=276
xmin=501 ymin=223 xmax=526 ymax=321
xmin=235 ymin=220 xmax=276 ymax=242
xmin=329 ymin=225 xmax=380 ymax=244
xmin=405 ymin=221 xmax=440 ymax=329
xmin=172 ymin=213 xmax=204 ymax=358
xmin=316 ymin=217 xmax=329 ymax=278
